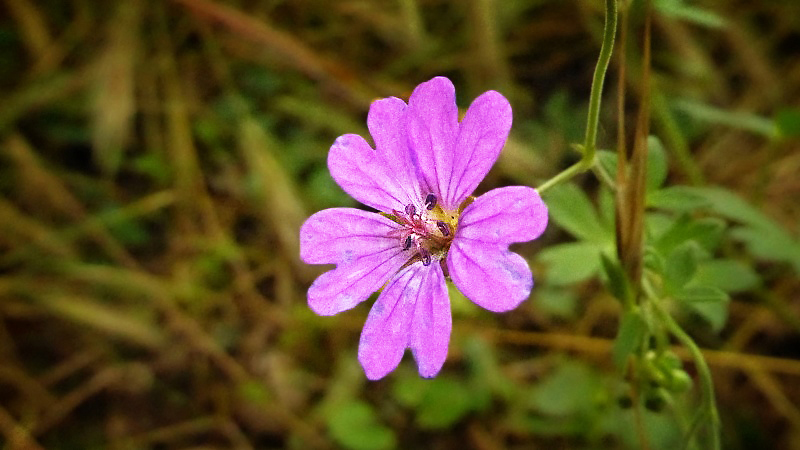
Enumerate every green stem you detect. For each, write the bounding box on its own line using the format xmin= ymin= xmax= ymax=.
xmin=650 ymin=297 xmax=721 ymax=450
xmin=537 ymin=0 xmax=617 ymax=194
xmin=584 ymin=0 xmax=618 ymax=162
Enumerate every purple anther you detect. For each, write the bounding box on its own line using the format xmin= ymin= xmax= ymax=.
xmin=421 ymin=251 xmax=432 ymax=266
xmin=437 ymin=221 xmax=450 ymax=237
xmin=403 ymin=235 xmax=412 ymax=250
xmin=425 ymin=194 xmax=437 ymax=210
xmin=405 ymin=204 xmax=416 ymax=216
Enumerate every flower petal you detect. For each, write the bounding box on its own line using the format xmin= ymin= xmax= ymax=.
xmin=408 ymin=262 xmax=451 ymax=378
xmin=456 ymin=186 xmax=548 ymax=244
xmin=405 ymin=77 xmax=459 ymax=203
xmin=358 ymin=262 xmax=451 ymax=380
xmin=300 ymin=208 xmax=399 ymax=265
xmin=444 ymin=90 xmax=512 ymax=210
xmin=448 ymin=240 xmax=532 ymax=312
xmin=327 ymin=134 xmax=409 ymax=212
xmin=300 ymin=208 xmax=408 ymax=316
xmin=448 ymin=186 xmax=548 ymax=312
xmin=367 ymin=97 xmax=423 ymax=205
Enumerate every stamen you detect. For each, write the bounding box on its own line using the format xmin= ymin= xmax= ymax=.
xmin=405 ymin=204 xmax=416 ymax=216
xmin=421 ymin=250 xmax=432 ymax=266
xmin=403 ymin=235 xmax=412 ymax=250
xmin=425 ymin=194 xmax=437 ymax=210
xmin=436 ymin=221 xmax=450 ymax=237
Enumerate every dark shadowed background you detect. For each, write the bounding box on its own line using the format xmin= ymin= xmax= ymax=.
xmin=1 ymin=0 xmax=799 ymax=448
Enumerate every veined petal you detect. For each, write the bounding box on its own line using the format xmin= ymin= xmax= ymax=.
xmin=406 ymin=77 xmax=459 ymax=202
xmin=409 ymin=263 xmax=450 ymax=378
xmin=300 ymin=208 xmax=408 ymax=316
xmin=307 ymin=249 xmax=408 ymax=316
xmin=448 ymin=240 xmax=532 ymax=312
xmin=300 ymin=208 xmax=400 ymax=265
xmin=445 ymin=91 xmax=512 ymax=210
xmin=367 ymin=97 xmax=423 ymax=204
xmin=328 ymin=134 xmax=409 ymax=212
xmin=448 ymin=186 xmax=547 ymax=312
xmin=456 ymin=186 xmax=548 ymax=244
xmin=358 ymin=262 xmax=451 ymax=380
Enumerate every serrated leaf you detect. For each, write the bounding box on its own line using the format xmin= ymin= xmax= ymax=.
xmin=613 ymin=310 xmax=647 ymax=370
xmin=327 ymin=401 xmax=396 ymax=450
xmin=692 ymin=259 xmax=760 ymax=293
xmin=416 ymin=378 xmax=474 ymax=429
xmin=538 ymin=242 xmax=603 ymax=285
xmin=542 ymin=183 xmax=607 ymax=243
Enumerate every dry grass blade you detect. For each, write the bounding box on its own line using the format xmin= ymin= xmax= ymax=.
xmin=3 ymin=0 xmax=52 ymax=59
xmin=40 ymin=294 xmax=165 ymax=349
xmin=91 ymin=0 xmax=140 ymax=176
xmin=0 ymin=405 xmax=45 ymax=450
xmin=172 ymin=0 xmax=374 ymax=107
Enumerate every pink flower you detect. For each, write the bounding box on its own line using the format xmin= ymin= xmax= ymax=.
xmin=300 ymin=77 xmax=548 ymax=380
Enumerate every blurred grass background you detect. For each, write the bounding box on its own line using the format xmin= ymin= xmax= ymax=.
xmin=0 ymin=0 xmax=799 ymax=448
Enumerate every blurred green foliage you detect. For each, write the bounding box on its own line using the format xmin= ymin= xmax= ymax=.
xmin=0 ymin=0 xmax=799 ymax=449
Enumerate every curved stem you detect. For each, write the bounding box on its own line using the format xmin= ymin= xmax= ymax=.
xmin=536 ymin=0 xmax=617 ymax=194
xmin=650 ymin=298 xmax=721 ymax=450
xmin=584 ymin=0 xmax=618 ymax=162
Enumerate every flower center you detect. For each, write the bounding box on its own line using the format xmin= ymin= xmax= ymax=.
xmin=386 ymin=194 xmax=457 ymax=266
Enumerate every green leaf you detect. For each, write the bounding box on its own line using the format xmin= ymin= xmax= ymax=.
xmin=674 ymin=99 xmax=776 ymax=137
xmin=664 ymin=242 xmax=700 ymax=293
xmin=655 ymin=0 xmax=727 ymax=28
xmin=646 ymin=136 xmax=668 ymax=191
xmin=596 ymin=149 xmax=618 ymax=178
xmin=327 ymin=401 xmax=396 ymax=450
xmin=731 ymin=226 xmax=800 ymax=273
xmin=681 ymin=187 xmax=800 ymax=272
xmin=692 ymin=259 xmax=761 ymax=293
xmin=613 ymin=310 xmax=647 ymax=370
xmin=542 ymin=183 xmax=608 ymax=243
xmin=598 ymin=186 xmax=616 ymax=229
xmin=528 ymin=361 xmax=600 ymax=416
xmin=675 ymin=286 xmax=730 ymax=331
xmin=600 ymin=252 xmax=632 ymax=303
xmin=538 ymin=242 xmax=603 ymax=285
xmin=654 ymin=214 xmax=725 ymax=255
xmin=648 ymin=186 xmax=710 ymax=211
xmin=416 ymin=378 xmax=474 ymax=429
xmin=684 ymin=186 xmax=775 ymax=230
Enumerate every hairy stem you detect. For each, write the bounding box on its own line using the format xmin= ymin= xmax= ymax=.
xmin=537 ymin=0 xmax=617 ymax=194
